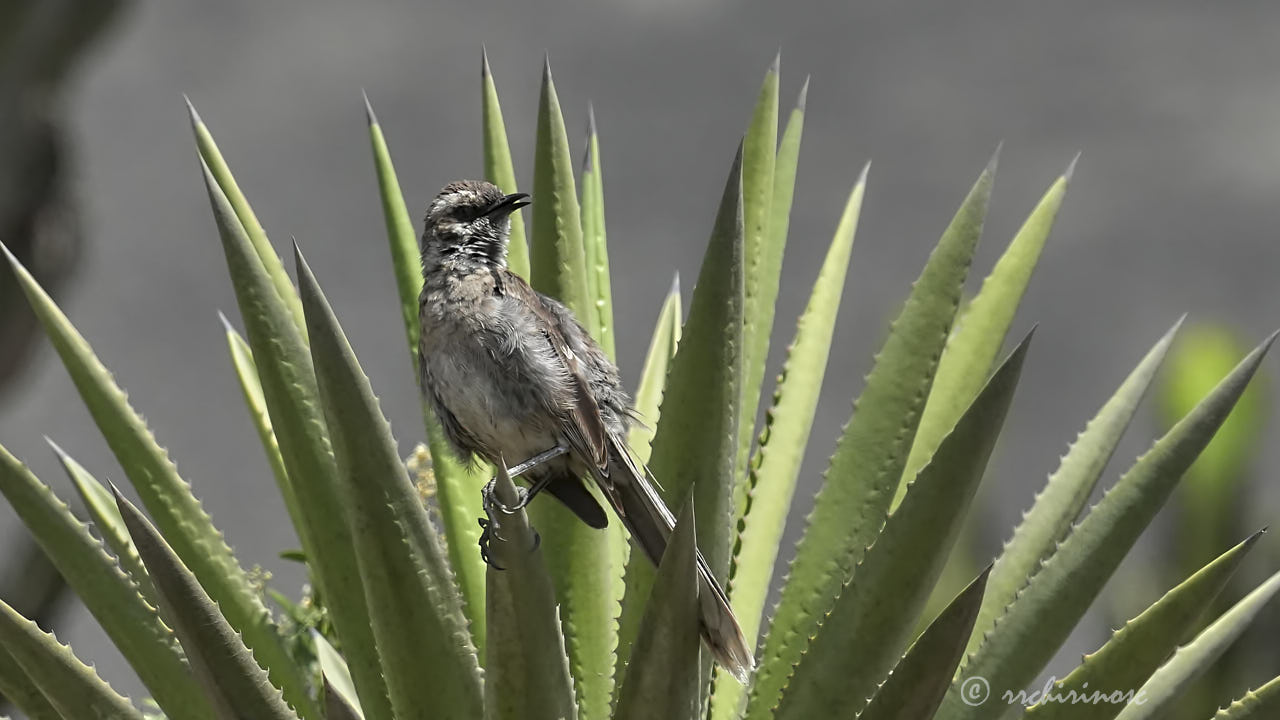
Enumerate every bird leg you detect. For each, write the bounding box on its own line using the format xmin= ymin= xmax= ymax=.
xmin=506 ymin=444 xmax=570 ymax=479
xmin=476 ymin=447 xmax=565 ymax=568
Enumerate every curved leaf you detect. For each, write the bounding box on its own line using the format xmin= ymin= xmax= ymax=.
xmin=365 ymin=94 xmax=487 ymax=649
xmin=115 ymin=488 xmax=300 ymax=720
xmin=312 ymin=631 xmax=364 ymax=720
xmin=770 ymin=334 xmax=1028 ymax=720
xmin=0 ymin=645 xmax=61 ymax=720
xmin=297 ymin=247 xmax=483 ymax=720
xmin=618 ymin=145 xmax=745 ymax=692
xmin=199 ymin=160 xmax=393 ymax=720
xmin=481 ymin=48 xmax=529 ymax=277
xmin=938 ymin=331 xmax=1275 ymax=720
xmin=186 ymin=98 xmax=305 ymax=334
xmin=46 ymin=439 xmax=157 ymax=607
xmin=614 ymin=493 xmax=702 ymax=720
xmin=750 ymin=153 xmax=996 ymax=714
xmin=580 ymin=104 xmax=615 ymax=358
xmin=733 ymin=55 xmax=780 ymax=523
xmin=969 ymin=318 xmax=1182 ymax=656
xmin=859 ymin=566 xmax=992 ymax=720
xmin=899 ymin=160 xmax=1074 ymax=502
xmin=1021 ymin=531 xmax=1261 ymax=720
xmin=0 ymin=597 xmax=143 ymax=719
xmin=712 ymin=165 xmax=865 ymax=720
xmin=0 ymin=242 xmax=315 ymax=719
xmin=483 ymin=461 xmax=578 ymax=720
xmin=1116 ymin=568 xmax=1280 ymax=720
xmin=1213 ymin=676 xmax=1280 ymax=719
xmin=627 ymin=274 xmax=682 ymax=465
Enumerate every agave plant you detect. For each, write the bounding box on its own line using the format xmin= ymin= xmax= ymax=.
xmin=0 ymin=51 xmax=1278 ymax=720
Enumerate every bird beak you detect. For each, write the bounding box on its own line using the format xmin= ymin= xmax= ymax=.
xmin=483 ymin=193 xmax=531 ymax=218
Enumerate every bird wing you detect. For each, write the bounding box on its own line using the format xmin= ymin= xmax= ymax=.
xmin=497 ymin=270 xmax=610 ymax=471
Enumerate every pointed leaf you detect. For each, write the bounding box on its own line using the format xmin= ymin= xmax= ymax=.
xmin=1213 ymin=676 xmax=1280 ymax=720
xmin=768 ymin=334 xmax=1029 ymax=720
xmin=859 ymin=567 xmax=992 ymax=720
xmin=312 ymin=632 xmax=365 ymax=720
xmin=618 ymin=146 xmax=745 ymax=689
xmin=0 ymin=645 xmax=62 ymax=720
xmin=614 ymin=493 xmax=702 ymax=720
xmin=297 ymin=247 xmax=483 ymax=720
xmin=0 ymin=444 xmax=204 ymax=719
xmin=579 ymin=104 xmax=615 ymax=358
xmin=970 ymin=318 xmax=1182 ymax=656
xmin=364 ymin=95 xmax=487 ymax=643
xmin=627 ymin=274 xmax=682 ymax=465
xmin=47 ymin=439 xmax=157 ymax=607
xmin=481 ymin=49 xmax=530 ymax=277
xmin=525 ymin=57 xmax=617 ymax=720
xmin=115 ymin=489 xmax=300 ymax=720
xmin=0 ymin=242 xmax=316 ymax=718
xmin=1115 ymin=568 xmax=1280 ymax=720
xmin=712 ymin=165 xmax=865 ymax=720
xmin=899 ymin=161 xmax=1074 ymax=502
xmin=1021 ymin=531 xmax=1261 ymax=720
xmin=752 ymin=153 xmax=996 ymax=712
xmin=938 ymin=332 xmax=1275 ymax=720
xmin=483 ymin=460 xmax=578 ymax=720
xmin=187 ymin=98 xmax=305 ymax=333
xmin=733 ymin=55 xmax=780 ymax=523
xmin=0 ymin=597 xmax=143 ymax=719
xmin=199 ymin=161 xmax=393 ymax=720
xmin=223 ymin=319 xmax=307 ymax=545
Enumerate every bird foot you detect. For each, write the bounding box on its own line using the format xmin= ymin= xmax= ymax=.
xmin=477 ymin=479 xmax=540 ymax=570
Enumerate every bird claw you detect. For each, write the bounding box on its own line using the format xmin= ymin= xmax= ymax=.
xmin=476 ymin=479 xmax=537 ymax=570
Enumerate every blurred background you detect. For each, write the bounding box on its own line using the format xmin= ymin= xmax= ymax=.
xmin=2 ymin=0 xmax=1279 ymax=716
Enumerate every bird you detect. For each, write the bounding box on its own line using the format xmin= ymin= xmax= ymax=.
xmin=416 ymin=179 xmax=754 ymax=683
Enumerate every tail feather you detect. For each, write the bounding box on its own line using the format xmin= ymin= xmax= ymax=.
xmin=602 ymin=434 xmax=755 ymax=683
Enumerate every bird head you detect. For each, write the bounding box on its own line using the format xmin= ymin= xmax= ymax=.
xmin=421 ymin=180 xmax=529 ymax=267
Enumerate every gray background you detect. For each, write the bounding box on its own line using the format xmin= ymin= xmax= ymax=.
xmin=2 ymin=0 xmax=1279 ymax=704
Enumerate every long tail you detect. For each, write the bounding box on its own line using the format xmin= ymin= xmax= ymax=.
xmin=601 ymin=434 xmax=755 ymax=683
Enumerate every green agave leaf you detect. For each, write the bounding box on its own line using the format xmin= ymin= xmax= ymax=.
xmin=618 ymin=145 xmax=745 ymax=692
xmin=898 ymin=160 xmax=1074 ymax=505
xmin=712 ymin=165 xmax=865 ymax=720
xmin=768 ymin=333 xmax=1029 ymax=720
xmin=1021 ymin=531 xmax=1261 ymax=720
xmin=312 ymin=631 xmax=365 ymax=720
xmin=186 ymin=98 xmax=306 ymax=334
xmin=46 ymin=439 xmax=157 ymax=607
xmin=198 ymin=161 xmax=393 ymax=720
xmin=733 ymin=54 xmax=780 ymax=525
xmin=222 ymin=318 xmax=307 ymax=545
xmin=526 ymin=57 xmax=616 ymax=720
xmin=1 ymin=443 xmax=199 ymax=718
xmin=325 ymin=676 xmax=366 ymax=720
xmin=483 ymin=460 xmax=578 ymax=720
xmin=0 ymin=645 xmax=62 ymax=720
xmin=1213 ymin=675 xmax=1280 ymax=719
xmin=1115 ymin=568 xmax=1280 ymax=720
xmin=364 ymin=94 xmax=487 ymax=647
xmin=0 ymin=597 xmax=143 ymax=719
xmin=114 ymin=488 xmax=300 ymax=720
xmin=859 ymin=566 xmax=993 ymax=720
xmin=579 ymin=104 xmax=615 ymax=358
xmin=937 ymin=331 xmax=1275 ymax=720
xmin=614 ymin=493 xmax=702 ymax=720
xmin=0 ymin=244 xmax=313 ymax=716
xmin=296 ymin=247 xmax=483 ymax=720
xmin=627 ymin=274 xmax=682 ymax=465
xmin=751 ymin=152 xmax=995 ymax=713
xmin=969 ymin=318 xmax=1182 ymax=657
xmin=481 ymin=48 xmax=530 ymax=277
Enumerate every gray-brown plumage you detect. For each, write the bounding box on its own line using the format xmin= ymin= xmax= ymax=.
xmin=417 ymin=179 xmax=754 ymax=682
